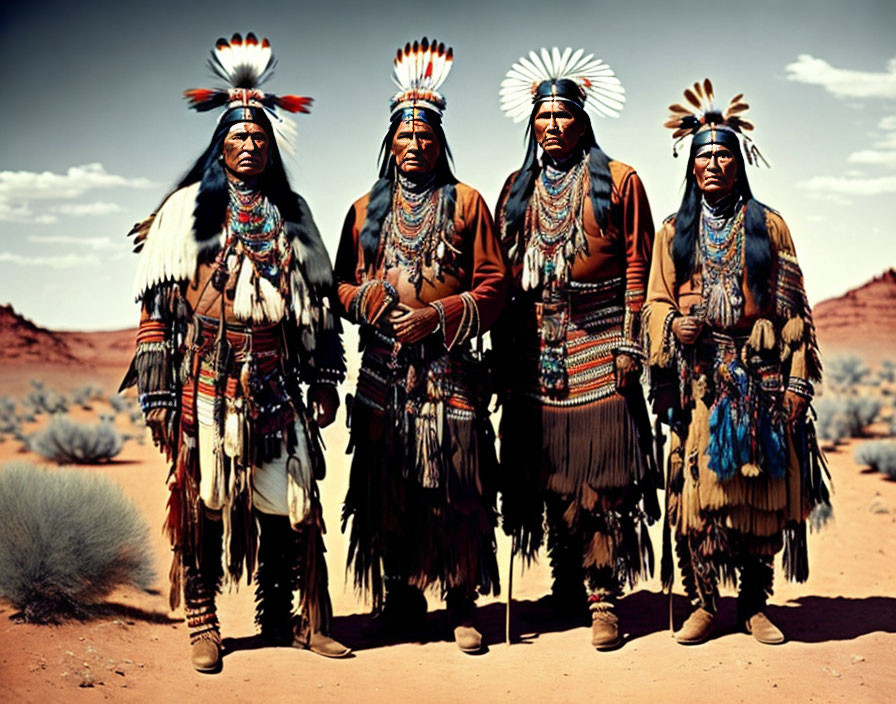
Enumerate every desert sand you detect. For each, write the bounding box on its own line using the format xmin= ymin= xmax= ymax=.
xmin=0 ymin=303 xmax=895 ymax=703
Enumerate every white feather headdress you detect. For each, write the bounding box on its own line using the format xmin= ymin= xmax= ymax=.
xmin=500 ymin=47 xmax=625 ymax=123
xmin=389 ymin=37 xmax=454 ymax=118
xmin=184 ymin=33 xmax=312 ymax=155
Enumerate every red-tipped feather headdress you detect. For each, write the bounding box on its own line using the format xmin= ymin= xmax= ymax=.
xmin=389 ymin=37 xmax=454 ymax=119
xmin=183 ymin=33 xmax=312 ymax=155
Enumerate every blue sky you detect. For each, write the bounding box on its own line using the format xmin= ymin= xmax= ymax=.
xmin=1 ymin=0 xmax=894 ymax=330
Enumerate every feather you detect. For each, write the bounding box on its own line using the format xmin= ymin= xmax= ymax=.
xmin=684 ymin=88 xmax=701 ymax=109
xmin=725 ymin=102 xmax=750 ymax=117
xmin=184 ymin=88 xmax=229 ymax=112
xmin=693 ymin=81 xmax=705 ymax=100
xmin=275 ymin=95 xmax=313 ymax=113
xmin=389 ymin=37 xmax=454 ymax=114
xmin=664 ymin=118 xmax=684 ymax=129
xmin=500 ymin=46 xmax=624 ymax=122
xmin=668 ymin=103 xmax=691 ymax=114
xmin=703 ymin=78 xmax=714 ymax=102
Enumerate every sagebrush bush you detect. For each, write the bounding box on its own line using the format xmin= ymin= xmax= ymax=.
xmin=24 ymin=380 xmax=68 ymax=415
xmin=107 ymin=394 xmax=130 ymax=416
xmin=28 ymin=415 xmax=123 ymax=464
xmin=0 ymin=461 xmax=154 ymax=622
xmin=854 ymin=441 xmax=896 ymax=479
xmin=0 ymin=396 xmax=19 ymax=435
xmin=71 ymin=384 xmax=104 ymax=410
xmin=825 ymin=356 xmax=871 ymax=391
xmin=814 ymin=396 xmax=883 ymax=444
xmin=878 ymin=360 xmax=896 ymax=385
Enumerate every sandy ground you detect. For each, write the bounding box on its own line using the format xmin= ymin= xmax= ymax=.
xmin=1 ymin=355 xmax=895 ymax=704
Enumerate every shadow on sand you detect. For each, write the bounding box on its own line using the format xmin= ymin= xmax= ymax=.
xmin=321 ymin=590 xmax=896 ymax=652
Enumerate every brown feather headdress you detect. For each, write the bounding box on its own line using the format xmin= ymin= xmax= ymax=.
xmin=664 ymin=79 xmax=767 ymax=167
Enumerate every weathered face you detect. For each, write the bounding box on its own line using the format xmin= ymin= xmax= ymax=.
xmin=221 ymin=122 xmax=271 ymax=177
xmin=391 ymin=119 xmax=441 ymax=175
xmin=533 ymin=100 xmax=586 ymax=160
xmin=693 ymin=144 xmax=738 ymax=199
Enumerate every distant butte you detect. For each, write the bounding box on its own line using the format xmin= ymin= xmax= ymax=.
xmin=0 ymin=304 xmax=79 ymax=365
xmin=0 ymin=304 xmax=134 ymax=369
xmin=813 ymin=268 xmax=896 ymax=364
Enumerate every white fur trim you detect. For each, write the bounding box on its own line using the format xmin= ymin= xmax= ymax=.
xmin=231 ymin=258 xmax=287 ymax=323
xmin=133 ymin=183 xmax=223 ymax=298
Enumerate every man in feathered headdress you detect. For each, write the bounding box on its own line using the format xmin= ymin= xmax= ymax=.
xmin=121 ymin=33 xmax=350 ymax=672
xmin=644 ymin=80 xmax=831 ymax=645
xmin=335 ymin=38 xmax=508 ymax=654
xmin=493 ymin=48 xmax=660 ymax=650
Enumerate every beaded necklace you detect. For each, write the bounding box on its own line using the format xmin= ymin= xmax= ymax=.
xmin=226 ymin=180 xmax=288 ymax=290
xmin=698 ymin=196 xmax=745 ymax=328
xmin=521 ymin=154 xmax=589 ymax=292
xmin=382 ymin=173 xmax=458 ymax=289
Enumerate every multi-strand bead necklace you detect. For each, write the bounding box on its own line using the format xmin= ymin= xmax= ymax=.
xmin=698 ymin=194 xmax=745 ymax=329
xmin=226 ymin=180 xmax=289 ymax=295
xmin=520 ymin=154 xmax=590 ymax=292
xmin=382 ymin=173 xmax=458 ymax=289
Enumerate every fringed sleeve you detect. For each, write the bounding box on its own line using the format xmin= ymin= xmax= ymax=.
xmin=616 ymin=171 xmax=655 ymax=359
xmin=767 ymin=212 xmax=822 ymax=395
xmin=430 ymin=187 xmax=509 ymax=350
xmin=642 ymin=220 xmax=681 ymax=368
xmin=333 ymin=200 xmax=397 ymax=326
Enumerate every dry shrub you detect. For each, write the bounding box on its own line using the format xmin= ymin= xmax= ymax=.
xmin=71 ymin=384 xmax=105 ymax=410
xmin=28 ymin=415 xmax=123 ymax=464
xmin=825 ymin=355 xmax=870 ymax=391
xmin=0 ymin=396 xmax=20 ymax=436
xmin=0 ymin=461 xmax=154 ymax=622
xmin=814 ymin=396 xmax=882 ymax=444
xmin=854 ymin=441 xmax=896 ymax=479
xmin=23 ymin=380 xmax=68 ymax=415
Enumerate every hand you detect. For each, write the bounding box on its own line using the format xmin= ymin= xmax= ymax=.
xmin=615 ymin=353 xmax=641 ymax=390
xmin=672 ymin=315 xmax=703 ymax=345
xmin=309 ymin=383 xmax=339 ymax=429
xmin=784 ymin=390 xmax=808 ymax=423
xmin=145 ymin=407 xmax=170 ymax=448
xmin=364 ymin=282 xmax=392 ymax=326
xmin=390 ymin=304 xmax=439 ymax=344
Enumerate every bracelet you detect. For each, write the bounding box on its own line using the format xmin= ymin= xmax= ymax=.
xmin=786 ymin=376 xmax=814 ymax=400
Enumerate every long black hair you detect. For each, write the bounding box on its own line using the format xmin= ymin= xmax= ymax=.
xmin=358 ymin=110 xmax=458 ymax=270
xmin=156 ymin=110 xmax=332 ymax=285
xmin=502 ymin=81 xmax=613 ymax=251
xmin=167 ymin=110 xmax=305 ymax=245
xmin=672 ymin=139 xmax=772 ymax=310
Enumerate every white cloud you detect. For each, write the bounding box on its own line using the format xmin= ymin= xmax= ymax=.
xmin=27 ymin=235 xmax=121 ymax=251
xmin=0 ymin=164 xmax=151 ymax=223
xmin=0 ymin=252 xmax=101 ymax=269
xmin=799 ymin=175 xmax=896 ymax=196
xmin=0 ymin=163 xmax=153 ymax=201
xmin=847 ymin=150 xmax=896 ymax=168
xmin=785 ymin=55 xmax=896 ymax=99
xmin=0 ymin=202 xmax=59 ymax=224
xmin=806 ymin=192 xmax=853 ymax=206
xmin=54 ymin=201 xmax=123 ymax=217
xmin=880 ymin=115 xmax=896 ymax=130
xmin=875 ymin=132 xmax=896 ymax=149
